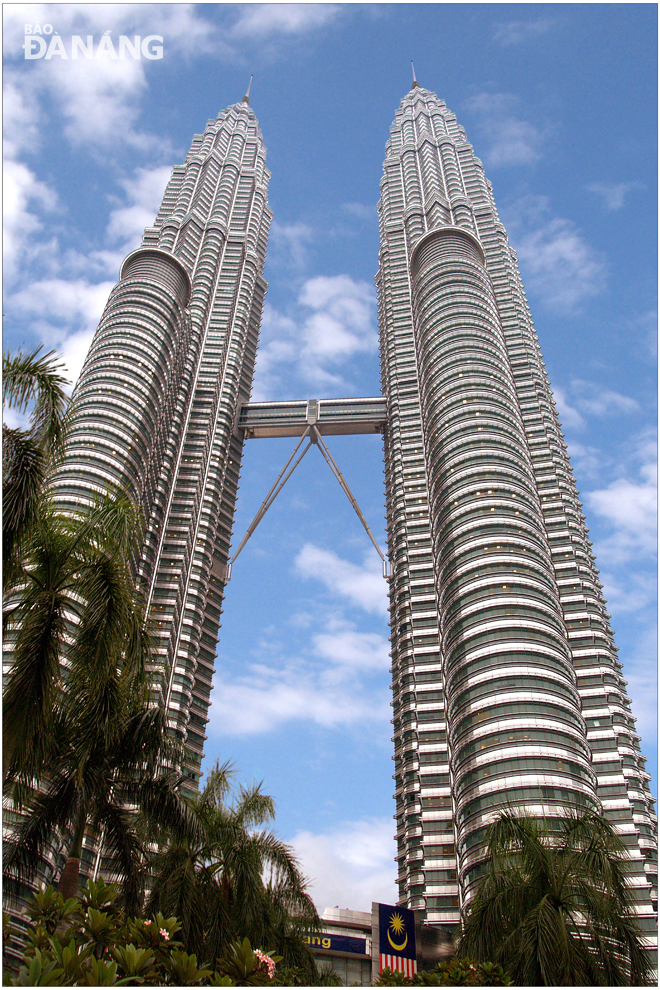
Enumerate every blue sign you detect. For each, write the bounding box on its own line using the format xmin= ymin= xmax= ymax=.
xmin=303 ymin=933 xmax=367 ymax=955
xmin=378 ymin=903 xmax=416 ymax=960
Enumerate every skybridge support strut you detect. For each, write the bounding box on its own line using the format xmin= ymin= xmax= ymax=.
xmin=311 ymin=427 xmax=389 ymax=578
xmin=226 ymin=419 xmax=389 ymax=580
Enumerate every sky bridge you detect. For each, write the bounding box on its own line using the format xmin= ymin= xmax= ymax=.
xmin=237 ymin=396 xmax=387 ymax=438
xmin=228 ymin=395 xmax=390 ymax=580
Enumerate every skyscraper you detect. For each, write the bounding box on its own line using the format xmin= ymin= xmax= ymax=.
xmin=45 ymin=81 xmax=656 ymax=947
xmin=378 ymin=82 xmax=656 ymax=941
xmin=52 ymin=92 xmax=272 ymax=798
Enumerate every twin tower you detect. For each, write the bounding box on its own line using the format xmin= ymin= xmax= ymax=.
xmin=52 ymin=85 xmax=657 ymax=937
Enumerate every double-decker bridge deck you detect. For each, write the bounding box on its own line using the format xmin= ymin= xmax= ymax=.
xmin=237 ymin=396 xmax=387 ymax=438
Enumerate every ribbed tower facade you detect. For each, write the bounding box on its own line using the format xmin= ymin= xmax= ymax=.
xmin=32 ymin=82 xmax=656 ymax=948
xmin=52 ymin=95 xmax=271 ymax=798
xmin=378 ymin=84 xmax=657 ymax=940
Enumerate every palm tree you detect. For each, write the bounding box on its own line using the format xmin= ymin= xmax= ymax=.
xmin=3 ymin=347 xmax=197 ymax=912
xmin=3 ymin=346 xmax=74 ymax=783
xmin=3 ymin=632 xmax=198 ymax=914
xmin=148 ymin=762 xmax=320 ymax=974
xmin=4 ymin=685 xmax=195 ymax=914
xmin=2 ymin=491 xmax=151 ymax=786
xmin=3 ymin=493 xmax=197 ymax=912
xmin=3 ymin=347 xmax=70 ymax=595
xmin=457 ymin=808 xmax=653 ymax=986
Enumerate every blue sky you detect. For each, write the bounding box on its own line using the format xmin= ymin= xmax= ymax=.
xmin=3 ymin=3 xmax=657 ymax=913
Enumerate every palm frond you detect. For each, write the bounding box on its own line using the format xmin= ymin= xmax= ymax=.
xmin=94 ymin=800 xmax=146 ymax=916
xmin=3 ymin=773 xmax=81 ymax=900
xmin=458 ymin=808 xmax=652 ymax=986
xmin=3 ymin=571 xmax=68 ymax=781
xmin=3 ymin=347 xmax=71 ymax=459
xmin=2 ymin=427 xmax=48 ymax=588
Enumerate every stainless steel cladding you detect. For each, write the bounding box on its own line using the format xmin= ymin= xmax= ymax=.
xmin=52 ymin=100 xmax=272 ymax=796
xmin=377 ymin=84 xmax=656 ymax=940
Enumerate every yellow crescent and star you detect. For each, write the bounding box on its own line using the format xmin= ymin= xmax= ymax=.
xmin=386 ymin=911 xmax=408 ymax=951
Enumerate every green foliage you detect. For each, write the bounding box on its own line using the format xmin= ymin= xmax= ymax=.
xmin=3 ymin=349 xmax=194 ymax=911
xmin=79 ymin=879 xmax=121 ymax=914
xmin=374 ymin=967 xmax=411 ymax=986
xmin=78 ymin=957 xmax=131 ymax=986
xmin=147 ymin=761 xmax=321 ymax=977
xmin=3 ymin=494 xmax=196 ymax=911
xmin=46 ymin=938 xmax=92 ymax=985
xmin=12 ymin=946 xmax=65 ymax=986
xmin=374 ymin=959 xmax=514 ymax=986
xmin=457 ymin=809 xmax=654 ymax=986
xmin=167 ymin=949 xmax=214 ymax=985
xmin=2 ymin=346 xmax=70 ymax=597
xmin=4 ymin=883 xmax=301 ymax=986
xmin=108 ymin=943 xmax=156 ymax=982
xmin=3 ymin=351 xmax=322 ymax=981
xmin=276 ymin=962 xmax=344 ymax=986
xmin=215 ymin=937 xmax=281 ymax=985
xmin=25 ymin=888 xmax=80 ymax=936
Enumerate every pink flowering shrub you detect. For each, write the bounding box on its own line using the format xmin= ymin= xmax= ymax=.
xmin=254 ymin=948 xmax=276 ymax=980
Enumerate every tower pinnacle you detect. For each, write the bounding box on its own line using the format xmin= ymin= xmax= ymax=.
xmin=242 ymin=74 xmax=253 ymax=104
xmin=411 ymin=60 xmax=420 ymax=88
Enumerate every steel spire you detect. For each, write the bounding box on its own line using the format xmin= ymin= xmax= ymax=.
xmin=411 ymin=60 xmax=420 ymax=88
xmin=242 ymin=74 xmax=253 ymax=104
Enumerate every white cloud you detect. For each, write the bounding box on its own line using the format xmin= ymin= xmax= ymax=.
xmin=570 ymin=380 xmax=640 ymax=418
xmin=566 ymin=440 xmax=604 ymax=481
xmin=269 ymin=220 xmax=315 ymax=270
xmin=42 ymin=57 xmax=154 ymax=151
xmin=2 ymin=5 xmax=219 ymax=59
xmin=342 ymin=202 xmax=376 ymax=221
xmin=618 ymin=625 xmax=657 ymax=748
xmin=206 ymin=569 xmax=389 ymax=736
xmin=586 ymin=181 xmax=644 ymax=212
xmin=3 ymin=158 xmax=58 ymax=282
xmin=634 ymin=309 xmax=657 ymax=358
xmin=206 ymin=644 xmax=390 ymax=736
xmin=9 ymin=277 xmax=114 ymax=387
xmin=10 ymin=277 xmax=113 ymax=327
xmin=106 ymin=165 xmax=174 ymax=248
xmin=289 ymin=817 xmax=397 ymax=914
xmin=2 ymin=6 xmax=223 ymax=155
xmin=231 ymin=4 xmax=342 ymax=38
xmin=253 ymin=275 xmax=377 ymax=397
xmin=493 ymin=18 xmax=555 ymax=46
xmin=585 ymin=441 xmax=657 ymax=564
xmin=465 ymin=93 xmax=545 ymax=167
xmin=295 ymin=544 xmax=388 ymax=616
xmin=208 ymin=669 xmax=384 ymax=735
xmin=553 ymin=380 xmax=641 ymax=433
xmin=594 ymin=570 xmax=656 ymax=616
xmin=586 ymin=472 xmax=657 ymax=561
xmin=2 ymin=405 xmax=30 ymax=431
xmin=5 ymin=157 xmax=175 ymax=382
xmin=515 ymin=219 xmax=606 ymax=310
xmin=3 ymin=77 xmax=41 ymax=158
xmin=505 ymin=195 xmax=607 ymax=312
xmin=2 ymin=3 xmax=343 ymax=160
xmin=312 ymin=627 xmax=390 ymax=672
xmin=55 ymin=330 xmax=98 ymax=388
xmin=552 ymin=386 xmax=585 ymax=432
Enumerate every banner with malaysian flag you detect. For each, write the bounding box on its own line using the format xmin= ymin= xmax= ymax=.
xmin=377 ymin=902 xmax=417 ymax=977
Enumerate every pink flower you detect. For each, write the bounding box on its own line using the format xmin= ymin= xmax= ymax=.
xmin=254 ymin=949 xmax=276 ymax=979
xmin=144 ymin=920 xmax=152 ymax=926
xmin=159 ymin=928 xmax=170 ymax=940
